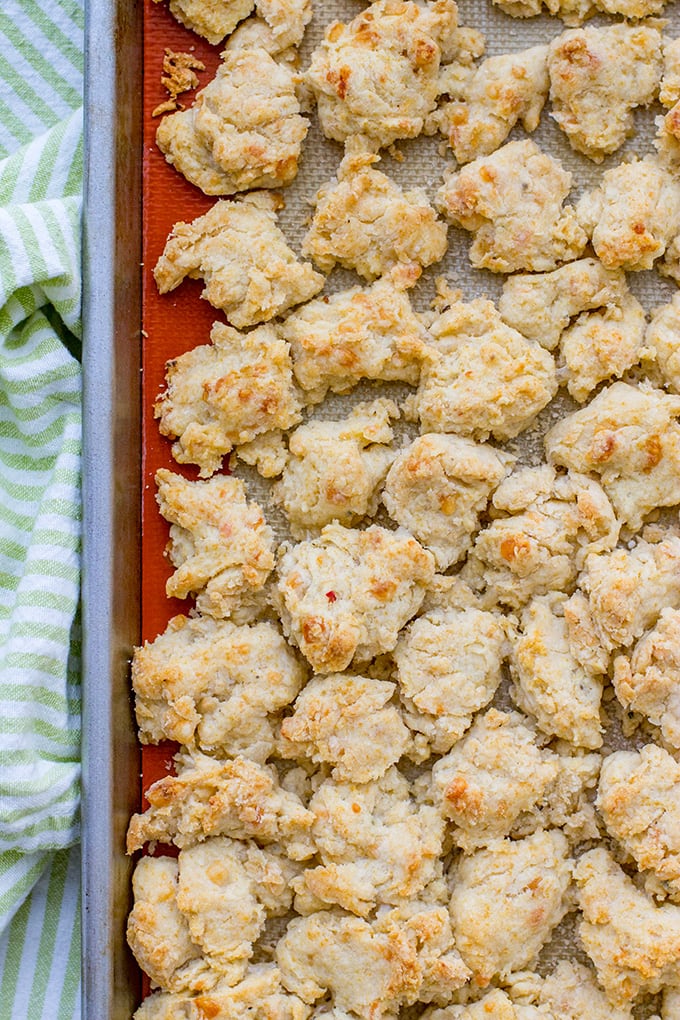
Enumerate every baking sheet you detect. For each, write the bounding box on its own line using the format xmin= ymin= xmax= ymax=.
xmin=90 ymin=0 xmax=680 ymax=1016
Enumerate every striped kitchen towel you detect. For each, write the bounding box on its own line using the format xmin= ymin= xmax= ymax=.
xmin=0 ymin=2 xmax=84 ymax=1019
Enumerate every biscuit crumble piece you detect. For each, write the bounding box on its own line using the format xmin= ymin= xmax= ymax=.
xmin=432 ymin=45 xmax=549 ymax=164
xmin=305 ymin=0 xmax=482 ymax=149
xmin=152 ymin=48 xmax=206 ymax=118
xmin=126 ymin=750 xmax=315 ymax=860
xmin=131 ymin=614 xmax=306 ymax=760
xmin=382 ymin=433 xmax=515 ymax=569
xmin=273 ymin=399 xmax=398 ymax=538
xmin=613 ymin=608 xmax=680 ymax=750
xmin=547 ymin=25 xmax=662 ymax=162
xmin=302 ymin=144 xmax=448 ymax=283
xmin=437 ymin=139 xmax=587 ymax=273
xmin=278 ymin=674 xmax=411 ymax=782
xmin=153 ymin=193 xmax=325 ymax=329
xmin=274 ymin=523 xmax=435 ymax=672
xmin=155 ymin=469 xmax=275 ymax=619
xmin=280 ymin=274 xmax=429 ymax=404
xmin=155 ymin=322 xmax=302 ymax=477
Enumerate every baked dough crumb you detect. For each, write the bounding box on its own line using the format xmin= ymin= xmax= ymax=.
xmin=613 ymin=608 xmax=680 ymax=750
xmin=155 ymin=469 xmax=275 ymax=619
xmin=545 ymin=382 xmax=680 ymax=531
xmin=302 ymin=144 xmax=448 ymax=282
xmin=645 ymin=293 xmax=680 ymax=393
xmin=153 ymin=193 xmax=325 ymax=329
xmin=305 ymin=0 xmax=482 ymax=149
xmin=547 ymin=24 xmax=662 ymax=162
xmin=574 ymin=847 xmax=680 ymax=1007
xmin=490 ymin=0 xmax=668 ymax=24
xmin=280 ymin=274 xmax=429 ymax=404
xmin=274 ymin=523 xmax=435 ymax=673
xmin=155 ymin=321 xmax=302 ymax=478
xmin=276 ymin=904 xmax=470 ymax=1017
xmin=126 ymin=750 xmax=315 ymax=860
xmin=273 ymin=399 xmax=398 ymax=538
xmin=152 ymin=48 xmax=205 ymax=118
xmin=278 ymin=674 xmax=411 ymax=782
xmin=450 ymin=830 xmax=572 ymax=984
xmin=383 ymin=433 xmax=514 ymax=569
xmin=431 ymin=45 xmax=549 ymax=164
xmin=413 ymin=297 xmax=557 ymax=441
xmin=131 ymin=613 xmax=306 ymax=760
xmin=393 ymin=609 xmax=509 ymax=754
xmin=437 ymin=139 xmax=587 ymax=273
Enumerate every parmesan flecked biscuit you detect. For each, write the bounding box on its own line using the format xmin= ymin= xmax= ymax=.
xmin=545 ymin=382 xmax=680 ymax=531
xmin=274 ymin=523 xmax=435 ymax=673
xmin=126 ymin=750 xmax=315 ymax=860
xmin=393 ymin=608 xmax=509 ymax=754
xmin=155 ymin=469 xmax=275 ymax=619
xmin=153 ymin=0 xmax=311 ymax=48
xmin=278 ymin=674 xmax=411 ymax=782
xmin=413 ymin=297 xmax=557 ymax=441
xmin=574 ymin=847 xmax=680 ymax=1007
xmin=156 ymin=49 xmax=308 ymax=195
xmin=302 ymin=145 xmax=448 ymax=282
xmin=131 ymin=614 xmax=306 ymax=760
xmin=437 ymin=139 xmax=587 ymax=273
xmin=598 ymin=744 xmax=680 ymax=902
xmin=155 ymin=322 xmax=302 ymax=477
xmin=280 ymin=274 xmax=429 ymax=404
xmin=450 ymin=830 xmax=573 ymax=984
xmin=276 ymin=904 xmax=470 ymax=1018
xmin=645 ymin=293 xmax=680 ymax=392
xmin=153 ymin=193 xmax=325 ymax=329
xmin=431 ymin=45 xmax=549 ymax=164
xmin=547 ymin=25 xmax=662 ymax=162
xmin=305 ymin=0 xmax=481 ymax=148
xmin=273 ymin=399 xmax=398 ymax=538
xmin=613 ymin=608 xmax=680 ymax=750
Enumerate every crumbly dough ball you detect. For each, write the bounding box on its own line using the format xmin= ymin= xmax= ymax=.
xmin=276 ymin=904 xmax=470 ymax=1018
xmin=574 ymin=847 xmax=680 ymax=1006
xmin=498 ymin=258 xmax=628 ymax=352
xmin=126 ymin=751 xmax=314 ymax=860
xmin=156 ymin=49 xmax=308 ymax=195
xmin=274 ymin=524 xmax=435 ymax=673
xmin=537 ymin=960 xmax=634 ymax=1020
xmin=579 ymin=535 xmax=680 ymax=653
xmin=305 ymin=0 xmax=480 ymax=149
xmin=656 ymin=39 xmax=680 ymax=168
xmin=393 ymin=609 xmax=509 ymax=754
xmin=280 ymin=274 xmax=429 ymax=404
xmin=545 ymin=382 xmax=680 ymax=531
xmin=432 ymin=45 xmax=549 ymax=164
xmin=576 ymin=159 xmax=680 ymax=277
xmin=562 ymin=590 xmax=610 ymax=676
xmin=155 ymin=470 xmax=275 ymax=619
xmin=154 ymin=0 xmax=255 ymax=45
xmin=278 ymin=674 xmax=411 ymax=783
xmin=421 ymin=990 xmax=545 ymax=1019
xmin=413 ymin=298 xmax=557 ymax=441
xmin=294 ymin=767 xmax=445 ymax=916
xmin=598 ymin=745 xmax=680 ymax=902
xmin=510 ymin=594 xmax=603 ymax=749
xmin=134 ymin=964 xmax=312 ymax=1020
xmin=646 ymin=293 xmax=680 ymax=392
xmin=302 ymin=146 xmax=448 ymax=282
xmin=273 ymin=399 xmax=398 ymax=538
xmin=155 ymin=322 xmax=302 ymax=478
xmin=461 ymin=465 xmax=619 ymax=610
xmin=131 ymin=614 xmax=306 ymax=760
xmin=559 ymin=293 xmax=647 ymax=403
xmin=547 ymin=25 xmax=661 ymax=162
xmin=614 ymin=608 xmax=680 ymax=749
xmin=490 ymin=0 xmax=667 ymax=22
xmin=127 ymin=856 xmax=206 ymax=994
xmin=432 ymin=708 xmax=560 ymax=850
xmin=383 ymin=434 xmax=514 ymax=569
xmin=233 ymin=429 xmax=288 ymax=478
xmin=516 ymin=749 xmax=601 ymax=845
xmin=450 ymin=830 xmax=573 ymax=984
xmin=437 ymin=140 xmax=587 ymax=273
xmin=153 ymin=193 xmax=325 ymax=329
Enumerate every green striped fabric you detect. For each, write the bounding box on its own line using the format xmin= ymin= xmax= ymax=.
xmin=0 ymin=1 xmax=83 ymax=1018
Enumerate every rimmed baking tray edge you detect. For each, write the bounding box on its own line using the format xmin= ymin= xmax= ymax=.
xmin=81 ymin=0 xmax=143 ymax=1016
